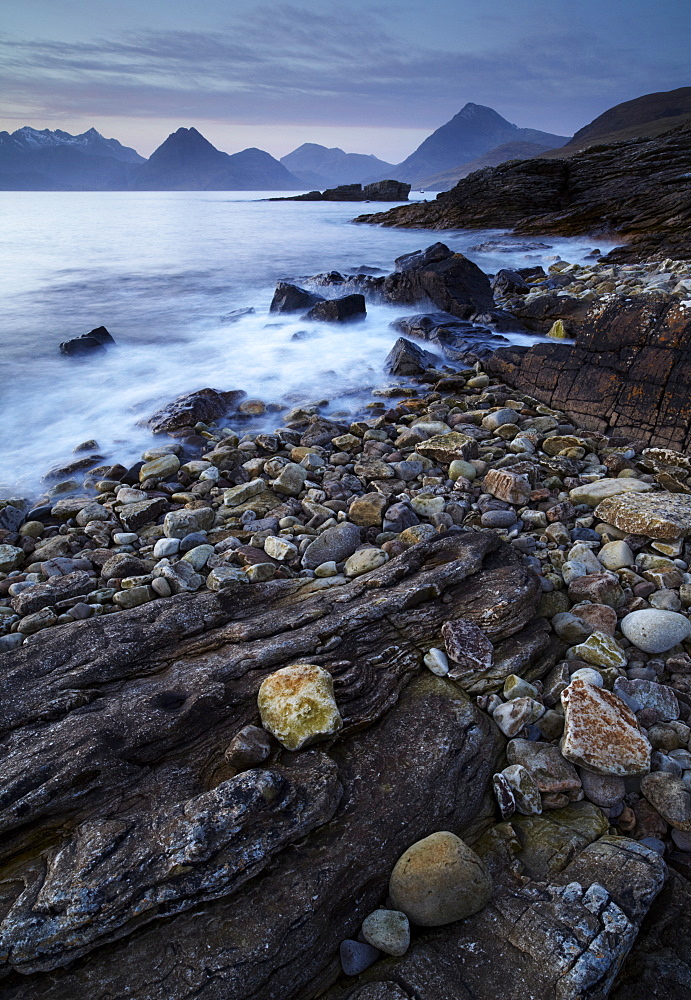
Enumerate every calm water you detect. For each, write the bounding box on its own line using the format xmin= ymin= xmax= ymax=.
xmin=0 ymin=191 xmax=612 ymax=498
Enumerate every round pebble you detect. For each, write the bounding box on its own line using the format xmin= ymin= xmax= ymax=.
xmin=621 ymin=609 xmax=691 ymax=653
xmin=361 ymin=908 xmax=410 ymax=956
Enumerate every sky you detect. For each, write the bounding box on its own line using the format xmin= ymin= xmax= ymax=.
xmin=0 ymin=0 xmax=689 ymax=162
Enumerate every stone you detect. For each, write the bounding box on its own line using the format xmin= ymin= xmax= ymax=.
xmin=423 ymin=648 xmax=449 ymax=676
xmin=340 ymin=939 xmax=380 ymax=976
xmin=206 ymin=566 xmax=249 ymax=590
xmin=613 ymin=677 xmax=679 ymax=723
xmin=507 ymin=739 xmax=582 ymax=795
xmin=384 ymin=337 xmax=440 ymax=376
xmin=153 ymin=537 xmax=180 ymax=558
xmin=569 ymin=479 xmax=652 ymax=507
xmin=561 ymin=678 xmax=651 ymax=776
xmin=224 ymin=480 xmax=267 ymax=507
xmin=579 ymin=769 xmax=625 ymax=808
xmin=269 ymin=281 xmax=324 ymax=313
xmin=481 ymin=509 xmax=517 ymax=528
xmin=552 ymin=612 xmax=592 ymax=644
xmin=273 ymin=463 xmax=307 ymax=497
xmin=569 ymin=631 xmax=627 ymax=668
xmin=361 ymin=909 xmax=410 ymax=957
xmin=598 ymin=540 xmax=635 ymax=571
xmin=570 ymin=667 xmax=603 ymax=687
xmin=415 ymin=432 xmax=478 ymax=464
xmin=0 ymin=544 xmax=23 ymax=572
xmin=483 ymin=467 xmax=531 ymax=505
xmin=503 ymin=675 xmax=539 ymax=701
xmin=224 ymin=725 xmax=272 ymax=775
xmin=493 ymin=697 xmax=544 ymax=737
xmin=449 ymin=459 xmax=476 ymax=482
xmin=568 ymin=572 xmax=624 ymax=608
xmin=139 ymin=454 xmax=180 ymax=482
xmin=257 ymin=663 xmax=343 ymax=750
xmin=571 ymin=601 xmax=617 ymax=636
xmin=641 ymin=772 xmax=691 ymax=831
xmin=441 ymin=618 xmax=493 ymax=675
xmin=113 ymin=586 xmax=154 ymax=609
xmin=621 ymin=608 xmax=691 ymax=653
xmin=344 ymin=548 xmax=389 ymax=577
xmin=492 ymin=771 xmax=517 ymax=819
xmin=163 ymin=508 xmax=215 ymax=538
xmin=399 ymin=524 xmax=436 ymax=546
xmin=501 ymin=763 xmax=542 ymax=815
xmin=60 ymin=326 xmax=114 ymax=356
xmin=10 ymin=570 xmax=92 ymax=616
xmin=18 ymin=607 xmax=58 ymax=634
xmin=153 ymin=560 xmax=203 ymax=594
xmin=304 ymin=294 xmax=366 ymax=323
xmin=147 ymin=387 xmax=244 ymax=434
xmin=180 ymin=544 xmax=214 ymax=571
xmin=595 ymin=491 xmax=691 ymax=540
xmin=302 ymin=522 xmax=361 ymax=569
xmin=388 ymin=831 xmax=492 ymax=927
xmin=263 ymin=536 xmax=298 ymax=562
xmin=348 ymin=493 xmax=387 ymax=527
xmin=118 ymin=498 xmax=168 ymax=532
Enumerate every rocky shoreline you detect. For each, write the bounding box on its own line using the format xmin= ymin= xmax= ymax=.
xmin=2 ymin=243 xmax=691 ymax=998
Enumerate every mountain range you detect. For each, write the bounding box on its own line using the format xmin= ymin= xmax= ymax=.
xmin=1 ymin=88 xmax=686 ymax=192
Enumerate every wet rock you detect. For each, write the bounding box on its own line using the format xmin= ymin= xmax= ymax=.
xmin=595 ymin=490 xmax=691 ymax=539
xmin=139 ymin=454 xmax=180 ymax=482
xmin=303 ymin=294 xmax=366 ymax=323
xmin=60 ymin=326 xmax=115 ymax=356
xmin=147 ymin=388 xmax=245 ymax=434
xmin=384 ymin=337 xmax=440 ymax=376
xmin=561 ymin=678 xmax=651 ymax=776
xmin=269 ymin=282 xmax=324 ymax=313
xmin=257 ymin=663 xmax=343 ymax=750
xmin=388 ymin=831 xmax=492 ymax=926
xmin=621 ymin=608 xmax=691 ymax=653
xmin=118 ymin=497 xmax=168 ymax=532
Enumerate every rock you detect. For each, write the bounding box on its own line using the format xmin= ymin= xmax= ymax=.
xmin=423 ymin=648 xmax=449 ymax=676
xmin=379 ymin=243 xmax=495 ymax=320
xmin=579 ymin=769 xmax=625 ymax=808
xmin=163 ymin=508 xmax=215 ymax=539
xmin=501 ymin=763 xmax=542 ymax=815
xmin=641 ymin=772 xmax=691 ymax=831
xmin=598 ymin=540 xmax=635 ymax=570
xmin=441 ymin=618 xmax=493 ymax=674
xmin=384 ymin=337 xmax=440 ymax=376
xmin=416 ymin=432 xmax=479 ymax=463
xmin=118 ymin=497 xmax=168 ymax=532
xmin=224 ymin=725 xmax=273 ymax=775
xmin=569 ymin=479 xmax=652 ymax=507
xmin=257 ymin=663 xmax=343 ymax=750
xmin=569 ymin=631 xmax=627 ymax=668
xmin=568 ymin=572 xmax=624 ymax=608
xmin=303 ymin=294 xmax=366 ymax=323
xmin=595 ymin=491 xmax=691 ymax=539
xmin=344 ymin=548 xmax=389 ymax=577
xmin=483 ymin=467 xmax=531 ymax=505
xmin=0 ymin=544 xmax=23 ymax=572
xmin=269 ymin=282 xmax=324 ymax=313
xmin=561 ymin=678 xmax=651 ymax=776
xmin=153 ymin=560 xmax=203 ymax=594
xmin=147 ymin=388 xmax=245 ymax=434
xmin=492 ymin=268 xmax=530 ymax=297
xmin=361 ymin=909 xmax=410 ymax=957
xmin=302 ymin=522 xmax=361 ymax=569
xmin=263 ymin=536 xmax=297 ymax=561
xmin=613 ymin=677 xmax=679 ymax=722
xmin=60 ymin=326 xmax=115 ymax=356
xmin=272 ymin=462 xmax=307 ymax=496
xmin=481 ymin=509 xmax=517 ymax=528
xmin=507 ymin=739 xmax=581 ymax=795
xmin=348 ymin=493 xmax=387 ymax=527
xmin=388 ymin=831 xmax=492 ymax=927
xmin=620 ymin=608 xmax=691 ymax=653
xmin=139 ymin=454 xmax=180 ymax=482
xmin=112 ymin=586 xmax=154 ymax=609
xmin=206 ymin=566 xmax=249 ymax=590
xmin=340 ymin=939 xmax=380 ymax=976
xmin=493 ymin=696 xmax=544 ymax=736
xmin=224 ymin=480 xmax=267 ymax=507
xmin=10 ymin=570 xmax=92 ymax=616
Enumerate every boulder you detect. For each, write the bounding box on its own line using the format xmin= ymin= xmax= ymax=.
xmin=60 ymin=326 xmax=115 ymax=357
xmin=303 ymin=294 xmax=366 ymax=323
xmin=147 ymin=388 xmax=246 ymax=434
xmin=383 ymin=337 xmax=440 ymax=376
xmin=269 ymin=281 xmax=324 ymax=313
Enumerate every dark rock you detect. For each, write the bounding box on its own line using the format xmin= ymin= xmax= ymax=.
xmin=273 ymin=180 xmax=410 ymax=202
xmin=59 ymin=326 xmax=115 ymax=357
xmin=219 ymin=307 xmax=255 ymax=323
xmin=269 ymin=282 xmax=325 ymax=314
xmin=382 ymin=243 xmax=495 ymax=320
xmin=384 ymin=337 xmax=440 ymax=376
xmin=10 ymin=570 xmax=93 ymax=616
xmin=390 ymin=312 xmax=509 ymax=361
xmin=487 ymin=295 xmax=691 ymax=450
xmin=118 ymin=497 xmax=168 ymax=532
xmin=303 ymin=294 xmax=366 ymax=323
xmin=508 ymin=292 xmax=590 ymax=335
xmin=147 ymin=387 xmax=246 ymax=434
xmin=358 ymin=122 xmax=691 ymax=263
xmin=492 ymin=269 xmax=530 ymax=296
xmin=101 ymin=553 xmax=151 ymax=581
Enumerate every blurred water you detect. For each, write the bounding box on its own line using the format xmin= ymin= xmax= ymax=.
xmin=0 ymin=190 xmax=612 ymax=497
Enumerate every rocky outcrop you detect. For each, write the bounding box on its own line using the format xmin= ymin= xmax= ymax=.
xmin=390 ymin=312 xmax=510 ymax=362
xmin=269 ymin=281 xmax=325 ymax=313
xmin=487 ymin=294 xmax=691 ymax=450
xmin=358 ymin=123 xmax=691 ymax=263
xmin=272 ymin=180 xmax=410 ymax=202
xmin=147 ymin=387 xmax=246 ymax=434
xmin=303 ymin=293 xmax=366 ymax=323
xmin=0 ymin=532 xmax=532 ymax=995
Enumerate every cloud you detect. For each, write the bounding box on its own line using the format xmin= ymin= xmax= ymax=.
xmin=0 ymin=2 xmax=688 ymax=136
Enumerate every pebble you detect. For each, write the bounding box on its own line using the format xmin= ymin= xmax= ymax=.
xmin=344 ymin=548 xmax=389 ymax=577
xmin=340 ymin=939 xmax=381 ymax=976
xmin=361 ymin=909 xmax=410 ymax=956
xmin=621 ymin=609 xmax=691 ymax=653
xmin=423 ymin=648 xmax=449 ymax=676
xmin=257 ymin=663 xmax=342 ymax=750
xmin=388 ymin=831 xmax=492 ymax=926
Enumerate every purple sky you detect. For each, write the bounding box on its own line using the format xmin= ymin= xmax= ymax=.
xmin=1 ymin=0 xmax=689 ymax=161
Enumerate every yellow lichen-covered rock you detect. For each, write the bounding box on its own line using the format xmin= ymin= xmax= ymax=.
xmin=547 ymin=319 xmax=568 ymax=339
xmin=257 ymin=663 xmax=343 ymax=750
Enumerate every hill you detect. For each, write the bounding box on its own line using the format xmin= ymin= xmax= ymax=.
xmin=280 ymin=143 xmax=394 ymax=188
xmin=388 ymin=103 xmax=569 ymax=185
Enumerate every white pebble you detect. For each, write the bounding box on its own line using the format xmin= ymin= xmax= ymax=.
xmin=424 ymin=648 xmax=449 ymax=676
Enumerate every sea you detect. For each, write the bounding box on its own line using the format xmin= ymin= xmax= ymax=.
xmin=0 ymin=190 xmax=614 ymax=499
